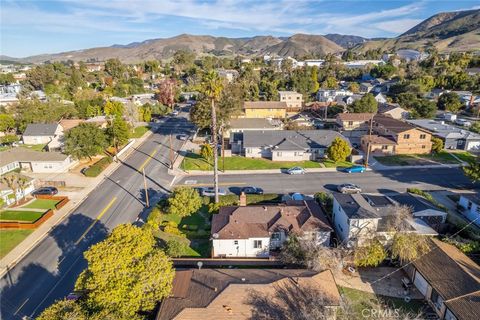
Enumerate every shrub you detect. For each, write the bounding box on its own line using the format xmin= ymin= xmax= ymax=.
xmin=165 ymin=239 xmax=188 ymax=258
xmin=84 ymin=157 xmax=113 ymax=177
xmin=314 ymin=192 xmax=333 ymax=215
xmin=163 ymin=221 xmax=183 ymax=236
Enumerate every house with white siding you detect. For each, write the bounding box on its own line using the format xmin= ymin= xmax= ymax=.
xmin=22 ymin=123 xmax=64 ymax=147
xmin=0 ymin=148 xmax=75 ymax=174
xmin=211 ymin=195 xmax=332 ymax=258
xmin=457 ymin=194 xmax=480 ymax=228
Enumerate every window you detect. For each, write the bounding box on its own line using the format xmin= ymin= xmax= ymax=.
xmin=348 ymin=121 xmax=353 ymax=126
xmin=296 ymin=97 xmax=300 ymax=100
xmin=422 ymin=145 xmax=426 ymax=149
xmin=271 ymin=232 xmax=281 ymax=240
xmin=382 ymin=145 xmax=388 ymax=150
xmin=253 ymin=240 xmax=262 ymax=249
xmin=468 ymin=201 xmax=473 ymax=210
xmin=420 ymin=134 xmax=426 ymax=139
xmin=233 ymin=240 xmax=238 ymax=245
xmin=403 ymin=134 xmax=410 ymax=139
xmin=277 ymin=152 xmax=282 ymax=156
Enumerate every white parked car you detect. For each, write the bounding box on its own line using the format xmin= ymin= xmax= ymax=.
xmin=199 ymin=187 xmax=227 ymax=197
xmin=337 ymin=183 xmax=362 ymax=194
xmin=455 ymin=119 xmax=471 ymax=127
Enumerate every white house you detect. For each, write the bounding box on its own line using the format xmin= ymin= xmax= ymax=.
xmin=378 ymin=103 xmax=409 ymax=120
xmin=458 ymin=194 xmax=480 ymax=228
xmin=316 ymin=89 xmax=353 ymax=103
xmin=374 ymin=93 xmax=387 ymax=104
xmin=332 ymin=193 xmax=438 ymax=247
xmin=0 ymin=174 xmax=35 ymax=206
xmin=22 ymin=123 xmax=63 ymax=145
xmin=278 ymin=91 xmax=303 ymax=112
xmin=0 ymin=148 xmax=76 ymax=174
xmin=211 ymin=196 xmax=332 ymax=258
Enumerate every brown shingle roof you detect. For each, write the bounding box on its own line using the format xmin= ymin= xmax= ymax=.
xmin=59 ymin=119 xmax=84 ymax=131
xmin=444 ymin=292 xmax=480 ymax=320
xmin=362 ymin=135 xmax=396 ymax=145
xmin=157 ymin=269 xmax=340 ymax=320
xmin=336 ymin=113 xmax=374 ymax=122
xmin=373 ymin=114 xmax=415 ymax=133
xmin=413 ymin=238 xmax=480 ymax=302
xmin=0 ymin=148 xmax=69 ymax=167
xmin=211 ymin=201 xmax=332 ymax=239
xmin=243 ymin=101 xmax=287 ymax=109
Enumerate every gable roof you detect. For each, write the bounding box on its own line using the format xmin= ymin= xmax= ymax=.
xmin=444 ymin=292 xmax=480 ymax=320
xmin=0 ymin=148 xmax=69 ymax=167
xmin=244 ymin=101 xmax=287 ymax=109
xmin=373 ymin=114 xmax=416 ymax=133
xmin=378 ymin=103 xmax=405 ymax=114
xmin=460 ymin=193 xmax=480 ymax=204
xmin=407 ymin=119 xmax=480 ymax=140
xmin=156 ymin=269 xmax=340 ymax=320
xmin=23 ymin=123 xmax=60 ymax=136
xmin=336 ymin=113 xmax=374 ymax=122
xmin=333 ymin=193 xmax=383 ymax=219
xmin=211 ymin=200 xmax=332 ymax=240
xmin=242 ymin=130 xmax=348 ymax=150
xmin=58 ymin=119 xmax=84 ymax=131
xmin=228 ymin=118 xmax=282 ymax=130
xmin=413 ymin=238 xmax=480 ymax=304
xmin=362 ymin=135 xmax=396 ymax=145
xmin=389 ymin=193 xmax=441 ymax=213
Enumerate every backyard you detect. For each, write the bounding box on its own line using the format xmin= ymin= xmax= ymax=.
xmin=181 ymin=152 xmax=352 ymax=171
xmin=0 ymin=230 xmax=33 ymax=258
xmin=374 ymin=151 xmax=471 ymax=166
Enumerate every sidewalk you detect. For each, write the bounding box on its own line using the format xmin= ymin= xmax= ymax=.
xmin=0 ymin=131 xmax=154 ymax=277
xmin=366 ymin=154 xmax=463 ymax=171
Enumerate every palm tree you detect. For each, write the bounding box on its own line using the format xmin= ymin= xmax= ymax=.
xmin=201 ymin=71 xmax=224 ymax=203
xmin=2 ymin=174 xmax=19 ymax=204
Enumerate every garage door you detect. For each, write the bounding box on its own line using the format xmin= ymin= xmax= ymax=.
xmin=414 ymin=271 xmax=428 ymax=297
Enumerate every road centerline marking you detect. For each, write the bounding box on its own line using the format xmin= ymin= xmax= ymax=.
xmin=14 ymin=298 xmax=29 ymax=315
xmin=138 ymin=148 xmax=158 ymax=171
xmin=74 ymin=197 xmax=117 ymax=246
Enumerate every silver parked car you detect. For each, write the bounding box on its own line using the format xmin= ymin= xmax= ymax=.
xmin=337 ymin=183 xmax=362 ymax=194
xmin=286 ymin=167 xmax=305 ymax=175
xmin=200 ymin=187 xmax=227 ymax=197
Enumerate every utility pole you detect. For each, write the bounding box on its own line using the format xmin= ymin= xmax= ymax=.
xmin=221 ymin=126 xmax=225 ymax=172
xmin=364 ymin=115 xmax=374 ymax=168
xmin=169 ymin=134 xmax=174 ymax=169
xmin=142 ymin=168 xmax=149 ymax=208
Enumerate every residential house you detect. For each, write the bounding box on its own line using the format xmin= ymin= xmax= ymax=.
xmin=85 ymin=116 xmax=109 ymax=128
xmin=242 ymin=101 xmax=287 ymax=119
xmin=179 ymin=91 xmax=198 ymax=101
xmin=237 ymin=130 xmax=349 ymax=161
xmin=0 ymin=84 xmax=22 ymax=106
xmin=361 ymin=115 xmax=433 ymax=155
xmin=359 ymin=82 xmax=374 ymax=93
xmin=458 ymin=194 xmax=480 ymax=228
xmin=58 ymin=119 xmax=84 ymax=131
xmin=0 ymin=174 xmax=35 ymax=206
xmin=466 ymin=67 xmax=480 ymax=76
xmin=85 ymin=62 xmax=104 ymax=72
xmin=316 ymin=89 xmax=353 ymax=103
xmin=407 ymin=119 xmax=480 ymax=151
xmin=389 ymin=193 xmax=447 ymax=229
xmin=217 ymin=69 xmax=239 ymax=83
xmin=0 ymin=148 xmax=75 ymax=174
xmin=342 ymin=60 xmax=385 ymax=69
xmin=335 ymin=113 xmax=374 ymax=143
xmin=278 ymin=91 xmax=303 ymax=113
xmin=405 ymin=238 xmax=480 ymax=320
xmin=156 ymin=269 xmax=341 ymax=320
xmin=332 ymin=193 xmax=438 ymax=246
xmin=374 ymin=93 xmax=387 ymax=104
xmin=211 ymin=197 xmax=332 ymax=258
xmin=396 ymin=49 xmax=429 ymax=62
xmin=378 ymin=103 xmax=409 ymax=120
xmin=225 ymin=118 xmax=283 ymax=140
xmin=22 ymin=123 xmax=64 ymax=147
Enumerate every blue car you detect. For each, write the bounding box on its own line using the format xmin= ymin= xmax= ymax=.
xmin=344 ymin=166 xmax=366 ymax=173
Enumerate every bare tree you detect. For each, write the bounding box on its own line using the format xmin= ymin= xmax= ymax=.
xmin=1 ymin=173 xmax=19 ymax=204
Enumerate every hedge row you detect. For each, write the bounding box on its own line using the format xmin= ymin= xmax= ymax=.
xmin=84 ymin=157 xmax=113 ymax=177
xmin=202 ymin=193 xmax=282 ymax=206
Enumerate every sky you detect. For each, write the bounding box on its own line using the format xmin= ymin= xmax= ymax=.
xmin=1 ymin=0 xmax=479 ymax=58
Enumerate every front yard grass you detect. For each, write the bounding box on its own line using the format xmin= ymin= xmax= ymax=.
xmin=0 ymin=210 xmax=46 ymax=222
xmin=181 ymin=152 xmax=343 ymax=171
xmin=131 ymin=126 xmax=151 ymax=138
xmin=22 ymin=199 xmax=60 ymax=210
xmin=375 ymin=151 xmax=461 ymax=166
xmin=452 ymin=151 xmax=475 ymax=163
xmin=20 ymin=144 xmax=47 ymax=152
xmin=338 ymin=287 xmax=425 ymax=317
xmin=0 ymin=230 xmax=33 ymax=258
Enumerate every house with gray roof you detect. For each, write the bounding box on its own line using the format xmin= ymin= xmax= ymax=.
xmin=235 ymin=130 xmax=349 ymax=161
xmin=332 ymin=193 xmax=437 ymax=247
xmin=225 ymin=118 xmax=283 ymax=139
xmin=407 ymin=119 xmax=480 ymax=151
xmin=0 ymin=148 xmax=75 ymax=174
xmin=22 ymin=123 xmax=63 ymax=147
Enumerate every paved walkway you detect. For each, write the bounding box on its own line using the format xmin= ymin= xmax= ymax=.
xmin=0 ymin=131 xmax=154 ymax=276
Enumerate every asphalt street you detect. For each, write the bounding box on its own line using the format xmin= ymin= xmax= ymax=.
xmin=0 ymin=110 xmax=195 ymax=320
xmin=178 ymin=167 xmax=474 ymax=195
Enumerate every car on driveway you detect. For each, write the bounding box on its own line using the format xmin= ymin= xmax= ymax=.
xmin=177 ymin=134 xmax=189 ymax=141
xmin=343 ymin=166 xmax=366 ymax=173
xmin=337 ymin=183 xmax=362 ymax=194
xmin=199 ymin=187 xmax=227 ymax=197
xmin=241 ymin=186 xmax=264 ymax=194
xmin=32 ymin=187 xmax=58 ymax=196
xmin=171 ymin=110 xmax=179 ymax=116
xmin=291 ymin=193 xmax=305 ymax=200
xmin=287 ymin=167 xmax=305 ymax=175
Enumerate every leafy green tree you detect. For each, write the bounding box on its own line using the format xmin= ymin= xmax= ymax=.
xmin=351 ymin=93 xmax=378 ymax=113
xmin=106 ymin=117 xmax=130 ymax=151
xmin=348 ymin=82 xmax=360 ymax=93
xmin=321 ymin=76 xmax=338 ymax=89
xmin=165 ymin=239 xmax=188 ymax=258
xmin=200 ymin=143 xmax=214 ymax=163
xmin=104 ymin=58 xmax=125 ymax=79
xmin=0 ymin=114 xmax=15 ymax=133
xmin=431 ymin=137 xmax=443 ymax=153
xmin=437 ymin=92 xmax=462 ymax=113
xmin=167 ymin=186 xmax=202 ymax=217
xmin=0 ymin=134 xmax=19 ymax=145
xmin=411 ymin=99 xmax=437 ymax=119
xmin=354 ymin=238 xmax=387 ymax=267
xmin=0 ymin=73 xmax=15 ymax=85
xmin=463 ymin=157 xmax=480 ymax=182
xmin=391 ymin=233 xmax=429 ymax=264
xmin=36 ymin=299 xmax=88 ymax=320
xmin=64 ymin=123 xmax=108 ymax=160
xmin=104 ymin=100 xmax=124 ymax=117
xmin=138 ymin=103 xmax=152 ymax=122
xmin=326 ymin=137 xmax=351 ymax=162
xmin=75 ymin=224 xmax=174 ymax=318
xmin=370 ymin=64 xmax=396 ymax=79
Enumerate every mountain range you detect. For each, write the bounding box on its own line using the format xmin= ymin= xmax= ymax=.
xmin=3 ymin=9 xmax=479 ymax=64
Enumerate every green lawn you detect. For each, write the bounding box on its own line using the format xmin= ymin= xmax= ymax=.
xmin=452 ymin=151 xmax=475 ymax=163
xmin=321 ymin=159 xmax=354 ymax=168
xmin=0 ymin=230 xmax=33 ymax=258
xmin=182 ymin=153 xmax=325 ymax=171
xmin=20 ymin=144 xmax=47 ymax=152
xmin=338 ymin=287 xmax=425 ymax=317
xmin=131 ymin=126 xmax=151 ymax=138
xmin=22 ymin=199 xmax=60 ymax=210
xmin=375 ymin=151 xmax=461 ymax=166
xmin=0 ymin=210 xmax=46 ymax=222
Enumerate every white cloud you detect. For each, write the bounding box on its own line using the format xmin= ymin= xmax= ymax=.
xmin=374 ymin=18 xmax=424 ymax=34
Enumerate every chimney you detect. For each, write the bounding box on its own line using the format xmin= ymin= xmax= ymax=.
xmin=239 ymin=192 xmax=247 ymax=207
